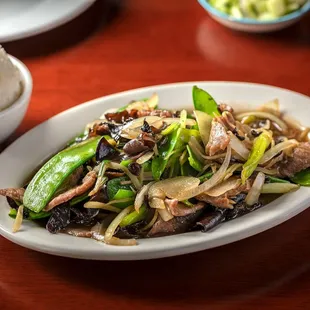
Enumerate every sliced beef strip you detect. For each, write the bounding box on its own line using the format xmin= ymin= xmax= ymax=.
xmin=278 ymin=142 xmax=310 ymax=177
xmin=0 ymin=188 xmax=25 ymax=202
xmin=45 ymin=171 xmax=97 ymax=211
xmin=165 ymin=199 xmax=205 ymax=216
xmin=206 ymin=120 xmax=230 ymax=156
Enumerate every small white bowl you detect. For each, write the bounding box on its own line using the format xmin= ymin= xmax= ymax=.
xmin=0 ymin=56 xmax=32 ymax=144
xmin=197 ymin=0 xmax=310 ymax=33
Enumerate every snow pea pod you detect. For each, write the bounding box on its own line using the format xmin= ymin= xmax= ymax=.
xmin=23 ymin=137 xmax=101 ymax=213
xmin=192 ymin=86 xmax=221 ymax=117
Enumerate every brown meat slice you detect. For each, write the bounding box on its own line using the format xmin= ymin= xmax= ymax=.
xmin=196 ymin=195 xmax=235 ymax=209
xmin=278 ymin=142 xmax=310 ymax=177
xmin=45 ymin=171 xmax=97 ymax=211
xmin=147 ymin=204 xmax=204 ymax=237
xmin=206 ymin=120 xmax=230 ymax=156
xmin=165 ymin=199 xmax=205 ymax=217
xmin=196 ymin=180 xmax=251 ymax=209
xmin=0 ymin=188 xmax=25 ymax=202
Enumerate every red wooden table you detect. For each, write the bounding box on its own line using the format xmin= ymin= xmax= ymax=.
xmin=1 ymin=1 xmax=310 ymax=309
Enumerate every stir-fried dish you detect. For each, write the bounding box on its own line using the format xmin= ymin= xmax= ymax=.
xmin=1 ymin=86 xmax=310 ymax=246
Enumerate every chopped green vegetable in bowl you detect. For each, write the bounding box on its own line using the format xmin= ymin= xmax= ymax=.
xmin=1 ymin=85 xmax=310 ymax=246
xmin=208 ymin=0 xmax=308 ymax=20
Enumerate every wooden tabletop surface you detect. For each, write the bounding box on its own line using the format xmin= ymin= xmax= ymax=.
xmin=1 ymin=1 xmax=310 ymax=309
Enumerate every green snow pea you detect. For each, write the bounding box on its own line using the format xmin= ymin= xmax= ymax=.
xmin=23 ymin=137 xmax=101 ymax=213
xmin=192 ymin=86 xmax=221 ymax=117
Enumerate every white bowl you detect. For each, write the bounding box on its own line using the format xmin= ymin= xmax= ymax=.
xmin=0 ymin=56 xmax=32 ymax=144
xmin=197 ymin=0 xmax=310 ymax=33
xmin=0 ymin=82 xmax=310 ymax=260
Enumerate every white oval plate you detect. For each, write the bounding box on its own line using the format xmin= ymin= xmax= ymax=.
xmin=0 ymin=0 xmax=96 ymax=43
xmin=0 ymin=82 xmax=310 ymax=260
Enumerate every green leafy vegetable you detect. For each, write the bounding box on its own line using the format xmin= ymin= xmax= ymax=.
xmin=291 ymin=169 xmax=310 ymax=186
xmin=192 ymin=86 xmax=220 ymax=117
xmin=187 ymin=146 xmax=203 ymax=171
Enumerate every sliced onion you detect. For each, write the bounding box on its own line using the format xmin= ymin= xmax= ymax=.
xmin=84 ymin=201 xmax=124 ymax=212
xmin=12 ymin=205 xmax=24 ymax=233
xmin=235 ymin=112 xmax=288 ymax=132
xmin=158 ymin=208 xmax=174 ymax=222
xmin=188 ymin=137 xmax=206 ymax=163
xmin=149 ymin=197 xmax=166 ymax=209
xmin=245 ymin=172 xmax=265 ymax=206
xmin=257 ymin=99 xmax=280 ymax=115
xmin=255 ymin=167 xmax=278 ymax=175
xmin=109 ymin=162 xmax=142 ymax=189
xmin=228 ymin=132 xmax=250 ymax=160
xmin=141 ymin=210 xmax=158 ymax=231
xmin=134 ymin=181 xmax=155 ymax=212
xmin=261 ymin=183 xmax=300 ymax=194
xmin=259 ymin=139 xmax=298 ymax=165
xmin=162 ymin=177 xmax=200 ymax=200
xmin=136 ymin=151 xmax=154 ymax=165
xmin=193 ymin=110 xmax=212 ymax=146
xmin=173 ymin=146 xmax=232 ymax=200
xmin=282 ymin=114 xmax=305 ymax=131
xmin=107 ymin=236 xmax=137 ymax=246
xmin=204 ymin=177 xmax=241 ymax=197
xmin=104 ymin=206 xmax=134 ymax=244
xmin=224 ymin=163 xmax=242 ymax=180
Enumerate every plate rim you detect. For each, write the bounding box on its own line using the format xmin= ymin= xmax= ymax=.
xmin=0 ymin=0 xmax=96 ymax=42
xmin=0 ymin=81 xmax=309 ymax=260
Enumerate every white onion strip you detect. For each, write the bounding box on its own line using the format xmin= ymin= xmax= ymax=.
xmin=109 ymin=162 xmax=141 ymax=189
xmin=84 ymin=201 xmax=127 ymax=213
xmin=235 ymin=111 xmax=288 ymax=132
xmin=188 ymin=138 xmax=206 ymax=163
xmin=224 ymin=163 xmax=242 ymax=180
xmin=259 ymin=139 xmax=299 ymax=165
xmin=12 ymin=205 xmax=24 ymax=233
xmin=255 ymin=167 xmax=278 ymax=175
xmin=205 ymin=177 xmax=241 ymax=197
xmin=104 ymin=206 xmax=134 ymax=244
xmin=228 ymin=132 xmax=250 ymax=160
xmin=141 ymin=210 xmax=158 ymax=231
xmin=134 ymin=181 xmax=155 ymax=212
xmin=261 ymin=183 xmax=300 ymax=194
xmin=136 ymin=151 xmax=154 ymax=165
xmin=245 ymin=172 xmax=265 ymax=206
xmin=158 ymin=208 xmax=174 ymax=222
xmin=172 ymin=146 xmax=231 ymax=200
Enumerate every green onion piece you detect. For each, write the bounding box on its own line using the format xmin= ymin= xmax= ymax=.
xmin=241 ymin=131 xmax=272 ymax=184
xmin=119 ymin=205 xmax=148 ymax=227
xmin=187 ymin=146 xmax=203 ymax=172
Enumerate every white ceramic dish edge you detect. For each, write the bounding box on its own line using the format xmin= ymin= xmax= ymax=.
xmin=0 ymin=0 xmax=96 ymax=42
xmin=0 ymin=82 xmax=309 ymax=260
